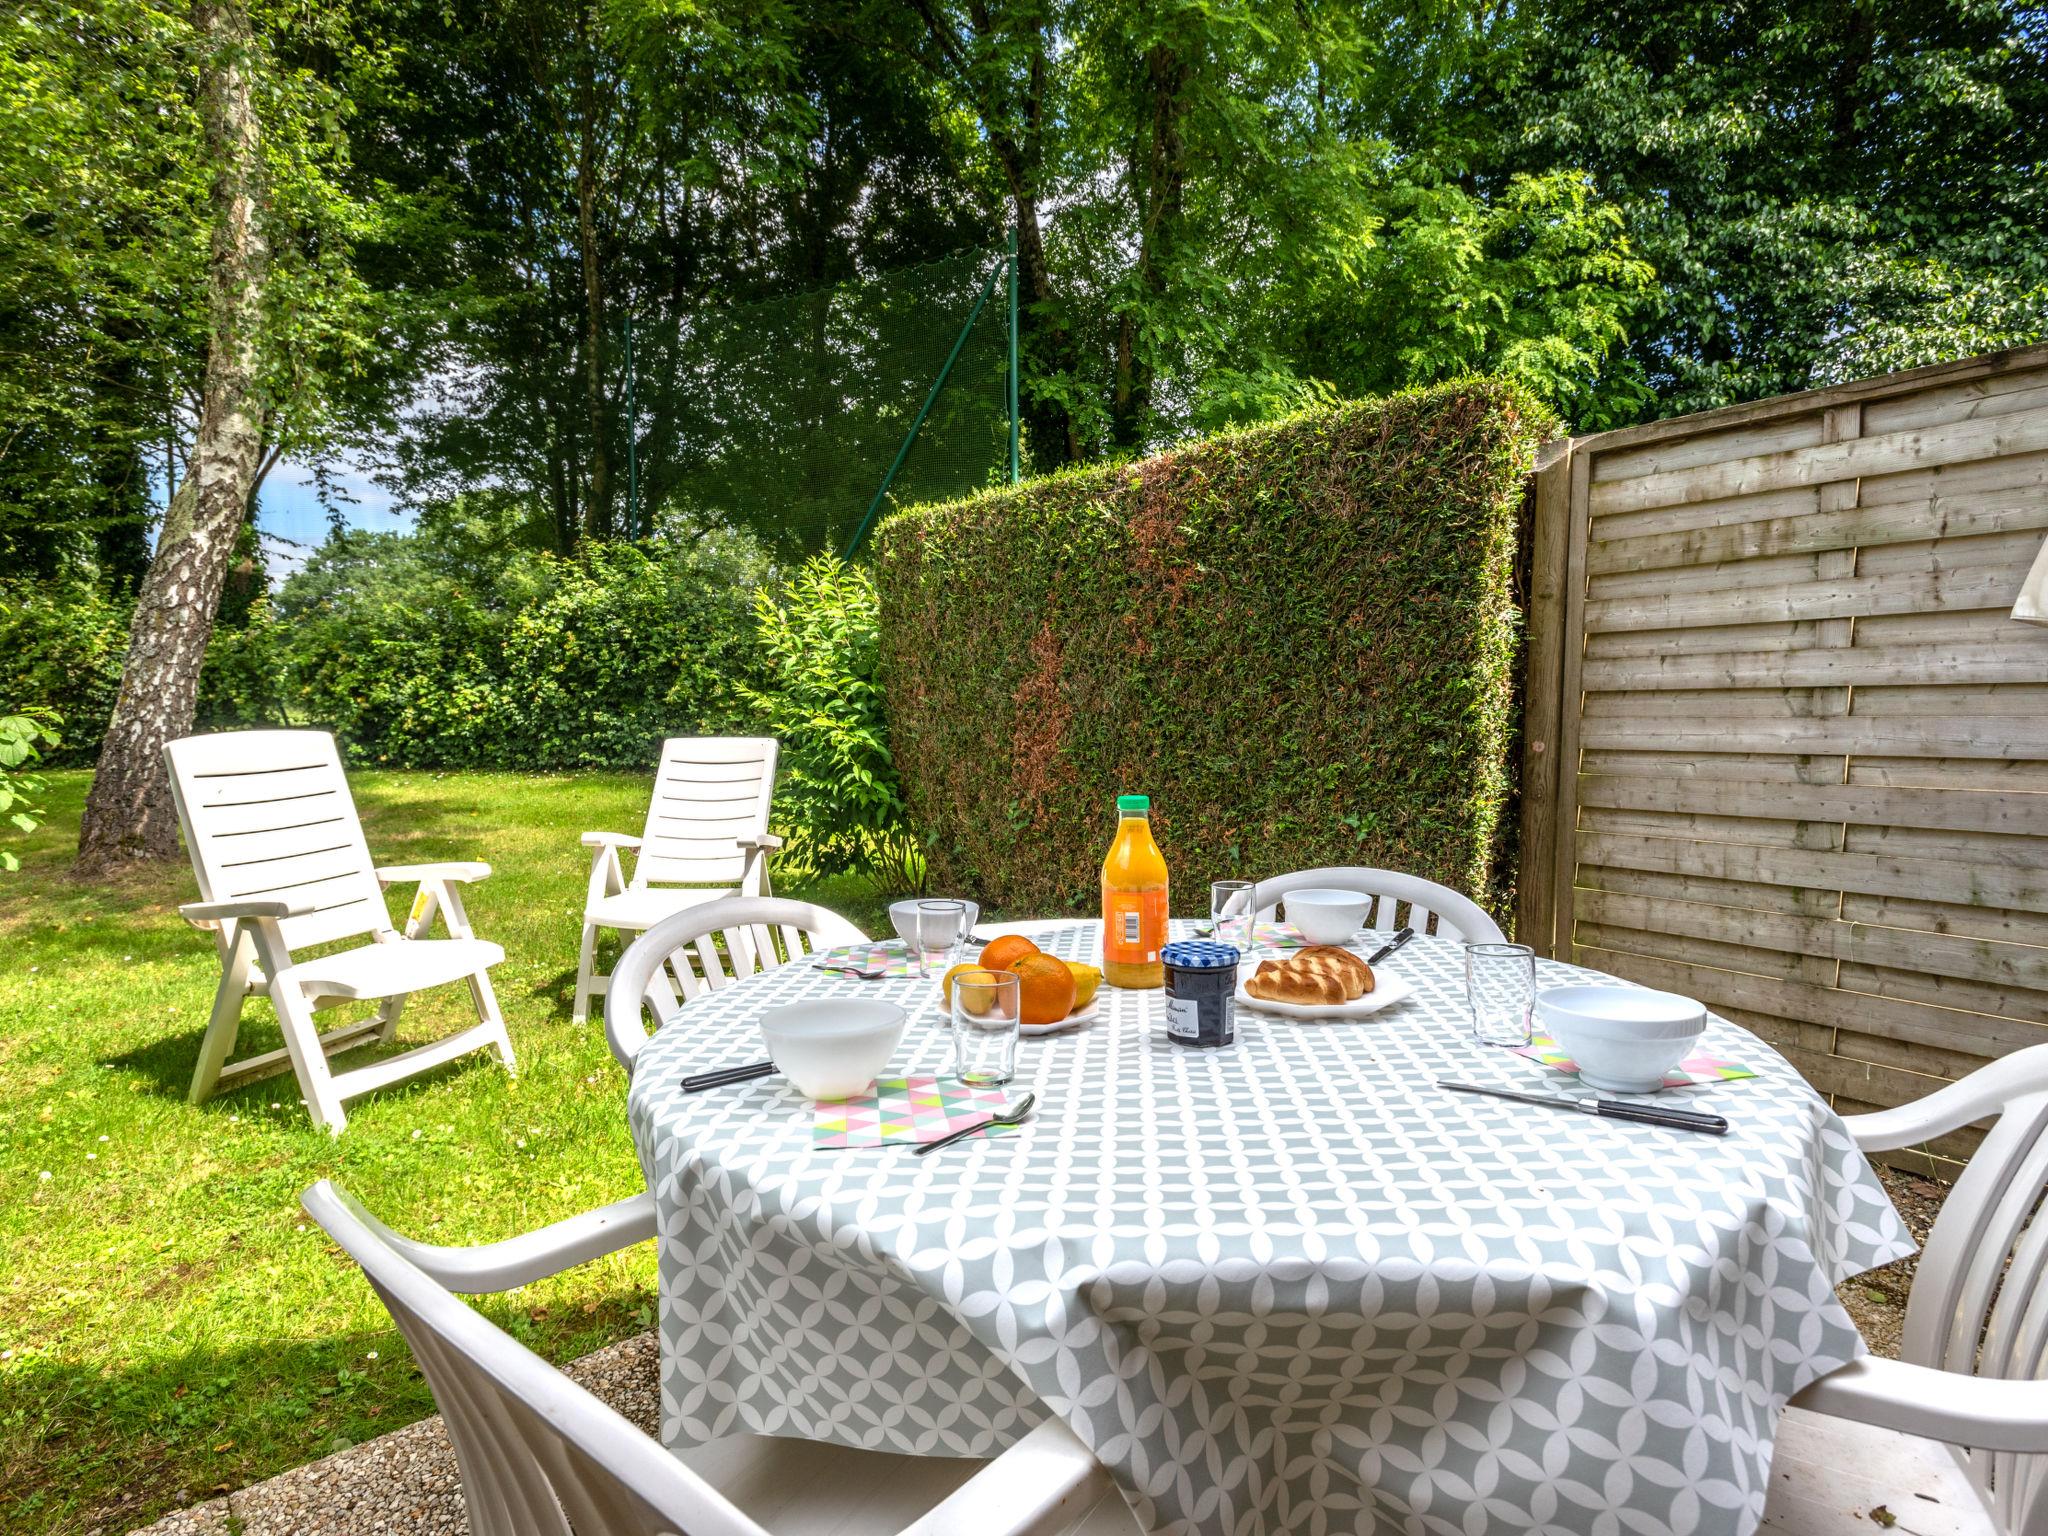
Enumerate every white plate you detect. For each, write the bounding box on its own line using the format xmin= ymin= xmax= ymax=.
xmin=929 ymin=988 xmax=1100 ymax=1037
xmin=1234 ymin=970 xmax=1415 ymax=1020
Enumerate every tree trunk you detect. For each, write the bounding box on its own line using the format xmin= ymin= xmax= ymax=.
xmin=576 ymin=29 xmax=612 ymax=543
xmin=76 ymin=0 xmax=270 ymax=873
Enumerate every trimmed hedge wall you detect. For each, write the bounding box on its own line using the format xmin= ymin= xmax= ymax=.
xmin=873 ymin=378 xmax=1555 ymax=919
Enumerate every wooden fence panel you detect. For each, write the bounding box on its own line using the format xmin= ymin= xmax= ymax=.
xmin=1518 ymin=345 xmax=2048 ymax=1167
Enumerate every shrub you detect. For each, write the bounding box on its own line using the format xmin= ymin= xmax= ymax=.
xmin=738 ymin=556 xmax=921 ymax=890
xmin=0 ymin=706 xmax=61 ymax=871
xmin=873 ymin=378 xmax=1555 ymax=919
xmin=0 ymin=579 xmax=127 ymax=765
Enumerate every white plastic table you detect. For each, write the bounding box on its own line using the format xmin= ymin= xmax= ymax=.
xmin=626 ymin=919 xmax=1913 ymax=1536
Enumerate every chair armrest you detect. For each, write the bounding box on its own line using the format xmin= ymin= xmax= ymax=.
xmin=305 ymin=1183 xmax=658 ymax=1294
xmin=1842 ymin=1044 xmax=2048 ymax=1151
xmin=580 ymin=831 xmax=643 ymax=850
xmin=180 ymin=897 xmax=314 ymax=928
xmin=376 ymin=862 xmax=492 ymax=885
xmin=897 ymin=1416 xmax=1112 ymax=1536
xmin=736 ymin=832 xmax=784 ymax=851
xmin=1792 ymin=1356 xmax=2048 ymax=1454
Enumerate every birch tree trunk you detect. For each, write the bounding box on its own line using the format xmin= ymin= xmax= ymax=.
xmin=75 ymin=0 xmax=270 ymax=873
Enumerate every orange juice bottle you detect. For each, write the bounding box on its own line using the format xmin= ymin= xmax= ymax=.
xmin=1101 ymin=793 xmax=1169 ymax=989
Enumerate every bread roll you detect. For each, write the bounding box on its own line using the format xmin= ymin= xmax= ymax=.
xmin=1245 ymin=960 xmax=1348 ymax=1006
xmin=1296 ymin=946 xmax=1375 ymax=996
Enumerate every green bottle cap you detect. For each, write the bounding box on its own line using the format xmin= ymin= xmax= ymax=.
xmin=1117 ymin=794 xmax=1150 ymax=813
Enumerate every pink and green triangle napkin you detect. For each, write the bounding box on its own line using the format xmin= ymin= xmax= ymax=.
xmin=813 ymin=1075 xmax=1022 ymax=1148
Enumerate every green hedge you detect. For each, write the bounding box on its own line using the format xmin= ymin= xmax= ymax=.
xmin=873 ymin=378 xmax=1555 ymax=919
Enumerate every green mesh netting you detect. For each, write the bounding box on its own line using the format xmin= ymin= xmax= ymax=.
xmin=629 ymin=248 xmax=1012 ymax=556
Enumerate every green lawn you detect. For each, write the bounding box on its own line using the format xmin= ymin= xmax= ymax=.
xmin=0 ymin=769 xmax=890 ymax=1535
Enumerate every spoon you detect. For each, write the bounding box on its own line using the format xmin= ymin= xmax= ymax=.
xmin=914 ymin=1092 xmax=1037 ymax=1156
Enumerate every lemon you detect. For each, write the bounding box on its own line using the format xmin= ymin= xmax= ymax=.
xmin=1063 ymin=960 xmax=1102 ymax=1009
xmin=942 ymin=963 xmax=998 ymax=1014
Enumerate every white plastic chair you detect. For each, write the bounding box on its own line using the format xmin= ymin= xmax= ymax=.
xmin=574 ymin=737 xmax=782 ymax=1025
xmin=603 ymin=897 xmax=867 ymax=1073
xmin=300 ymin=1178 xmax=1131 ymax=1536
xmin=1763 ymin=1044 xmax=2048 ymax=1533
xmin=165 ymin=729 xmax=515 ymax=1134
xmin=1246 ymin=865 xmax=1507 ymax=945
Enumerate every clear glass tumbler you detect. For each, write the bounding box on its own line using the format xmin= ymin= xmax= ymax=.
xmin=1466 ymin=942 xmax=1537 ymax=1046
xmin=913 ymin=899 xmax=967 ymax=978
xmin=1211 ymin=879 xmax=1256 ymax=958
xmin=951 ymin=971 xmax=1021 ymax=1086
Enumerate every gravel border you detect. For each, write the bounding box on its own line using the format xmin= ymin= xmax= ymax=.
xmin=126 ymin=1333 xmax=660 ymax=1536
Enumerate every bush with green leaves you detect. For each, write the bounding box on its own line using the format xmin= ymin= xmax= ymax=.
xmin=0 ymin=580 xmax=128 ymax=766
xmin=0 ymin=707 xmax=61 ymax=871
xmin=737 ymin=556 xmax=921 ymax=891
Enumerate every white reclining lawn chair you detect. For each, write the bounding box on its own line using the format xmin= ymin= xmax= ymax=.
xmin=301 ymin=1178 xmax=1134 ymax=1536
xmin=166 ymin=729 xmax=515 ymax=1135
xmin=602 ymin=897 xmax=867 ymax=1074
xmin=1247 ymin=865 xmax=1507 ymax=944
xmin=1762 ymin=1043 xmax=2048 ymax=1533
xmin=573 ymin=737 xmax=781 ymax=1025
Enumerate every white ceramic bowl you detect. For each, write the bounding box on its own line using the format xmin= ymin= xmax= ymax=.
xmin=758 ymin=999 xmax=907 ymax=1100
xmin=1283 ymin=888 xmax=1373 ymax=946
xmin=889 ymin=898 xmax=980 ymax=949
xmin=1535 ymin=984 xmax=1706 ymax=1093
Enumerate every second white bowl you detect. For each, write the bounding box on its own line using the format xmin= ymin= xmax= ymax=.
xmin=758 ymin=999 xmax=907 ymax=1099
xmin=1283 ymin=888 xmax=1373 ymax=946
xmin=889 ymin=898 xmax=981 ymax=949
xmin=1535 ymin=984 xmax=1706 ymax=1094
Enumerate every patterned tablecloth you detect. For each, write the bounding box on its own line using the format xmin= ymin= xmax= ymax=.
xmin=626 ymin=920 xmax=1914 ymax=1536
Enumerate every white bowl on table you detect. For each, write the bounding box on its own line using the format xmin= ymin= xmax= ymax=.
xmin=888 ymin=898 xmax=981 ymax=949
xmin=1535 ymin=984 xmax=1707 ymax=1094
xmin=1283 ymin=888 xmax=1374 ymax=946
xmin=758 ymin=999 xmax=907 ymax=1100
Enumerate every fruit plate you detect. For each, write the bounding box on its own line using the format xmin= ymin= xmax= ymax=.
xmin=929 ymin=989 xmax=1099 ymax=1037
xmin=1233 ymin=971 xmax=1415 ymax=1020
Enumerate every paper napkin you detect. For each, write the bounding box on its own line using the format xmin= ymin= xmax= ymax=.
xmin=1512 ymin=1032 xmax=1757 ymax=1089
xmin=813 ymin=1075 xmax=1021 ymax=1148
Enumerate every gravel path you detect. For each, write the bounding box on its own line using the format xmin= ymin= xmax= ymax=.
xmin=130 ymin=1166 xmax=1948 ymax=1536
xmin=127 ymin=1332 xmax=660 ymax=1536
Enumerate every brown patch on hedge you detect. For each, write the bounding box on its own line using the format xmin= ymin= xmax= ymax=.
xmin=873 ymin=379 xmax=1555 ymax=920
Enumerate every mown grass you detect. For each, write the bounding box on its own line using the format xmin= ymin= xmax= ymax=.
xmin=0 ymin=770 xmax=889 ymax=1535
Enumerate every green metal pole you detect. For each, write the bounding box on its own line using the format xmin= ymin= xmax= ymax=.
xmin=623 ymin=310 xmax=639 ymax=539
xmin=1007 ymin=229 xmax=1020 ymax=484
xmin=843 ymin=254 xmax=1004 ymax=560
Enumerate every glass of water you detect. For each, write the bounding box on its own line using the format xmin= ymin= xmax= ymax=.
xmin=951 ymin=970 xmax=1021 ymax=1086
xmin=1211 ymin=879 xmax=1256 ymax=958
xmin=913 ymin=899 xmax=967 ymax=978
xmin=1466 ymin=943 xmax=1537 ymax=1046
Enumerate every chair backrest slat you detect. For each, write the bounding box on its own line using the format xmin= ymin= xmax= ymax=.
xmin=167 ymin=731 xmax=391 ymax=952
xmin=303 ymin=1182 xmax=766 ymax=1536
xmin=635 ymin=738 xmax=777 ymax=889
xmin=603 ymin=898 xmax=867 ymax=1072
xmin=1249 ymin=867 xmax=1505 ymax=947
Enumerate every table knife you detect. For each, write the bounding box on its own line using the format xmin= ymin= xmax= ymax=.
xmin=1438 ymin=1079 xmax=1729 ymax=1135
xmin=681 ymin=1060 xmax=775 ymax=1092
xmin=1365 ymin=928 xmax=1415 ymax=965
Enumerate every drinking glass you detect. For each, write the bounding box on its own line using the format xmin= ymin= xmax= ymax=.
xmin=1211 ymin=880 xmax=1256 ymax=959
xmin=1466 ymin=942 xmax=1537 ymax=1046
xmin=951 ymin=970 xmax=1021 ymax=1086
xmin=913 ymin=899 xmax=968 ymax=979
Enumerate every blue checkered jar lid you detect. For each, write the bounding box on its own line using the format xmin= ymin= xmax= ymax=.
xmin=1161 ymin=939 xmax=1241 ymax=970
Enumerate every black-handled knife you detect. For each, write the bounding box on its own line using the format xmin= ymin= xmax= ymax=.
xmin=681 ymin=1059 xmax=775 ymax=1093
xmin=1438 ymin=1079 xmax=1729 ymax=1136
xmin=1366 ymin=927 xmax=1415 ymax=965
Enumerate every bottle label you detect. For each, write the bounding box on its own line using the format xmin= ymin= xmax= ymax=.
xmin=1164 ymin=994 xmax=1199 ymax=1040
xmin=1103 ymin=888 xmax=1167 ymax=966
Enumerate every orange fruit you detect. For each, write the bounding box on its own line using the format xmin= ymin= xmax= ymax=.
xmin=1010 ymin=952 xmax=1077 ymax=1026
xmin=978 ymin=934 xmax=1040 ymax=975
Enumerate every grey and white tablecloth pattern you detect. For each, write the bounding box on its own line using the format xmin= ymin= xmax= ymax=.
xmin=626 ymin=921 xmax=1915 ymax=1536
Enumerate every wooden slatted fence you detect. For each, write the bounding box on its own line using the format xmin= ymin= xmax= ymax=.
xmin=1519 ymin=345 xmax=2048 ymax=1171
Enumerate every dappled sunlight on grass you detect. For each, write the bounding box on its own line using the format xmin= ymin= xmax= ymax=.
xmin=0 ymin=769 xmax=889 ymax=1534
